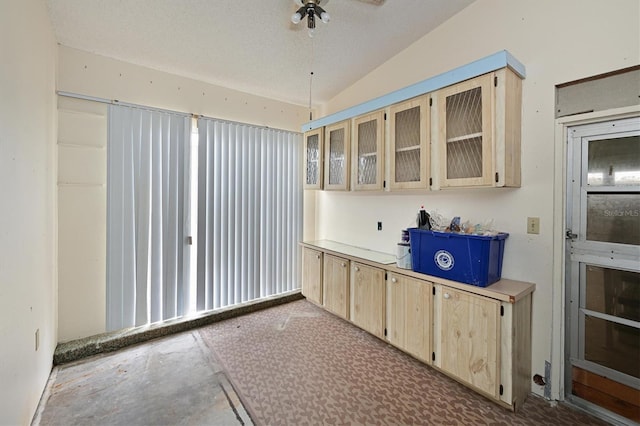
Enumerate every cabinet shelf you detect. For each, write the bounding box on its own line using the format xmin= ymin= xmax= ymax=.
xmin=446 ymin=132 xmax=483 ymax=143
xmin=395 ymin=145 xmax=421 ymax=153
xmin=358 ymin=152 xmax=378 ymax=158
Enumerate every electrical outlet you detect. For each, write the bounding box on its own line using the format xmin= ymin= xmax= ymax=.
xmin=377 ymin=221 xmax=382 ymax=231
xmin=527 ymin=217 xmax=540 ymax=234
xmin=35 ymin=329 xmax=39 ymax=351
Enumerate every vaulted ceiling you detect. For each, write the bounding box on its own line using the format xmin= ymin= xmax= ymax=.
xmin=46 ymin=0 xmax=475 ymax=107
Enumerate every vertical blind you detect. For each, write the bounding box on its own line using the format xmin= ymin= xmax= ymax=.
xmin=106 ymin=104 xmax=191 ymax=330
xmin=196 ymin=118 xmax=302 ymax=311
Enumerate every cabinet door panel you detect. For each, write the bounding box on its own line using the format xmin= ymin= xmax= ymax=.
xmin=387 ymin=273 xmax=432 ymax=363
xmin=403 ymin=277 xmax=432 ymax=362
xmin=438 ymin=74 xmax=493 ymax=187
xmin=353 ymin=111 xmax=384 ymax=191
xmin=303 ymin=128 xmax=323 ymax=189
xmin=302 ymin=248 xmax=322 ymax=305
xmin=386 ymin=274 xmax=406 ymax=349
xmin=389 ymin=96 xmax=430 ymax=190
xmin=324 ymin=121 xmax=351 ymax=191
xmin=323 ymin=254 xmax=349 ymax=319
xmin=350 ymin=262 xmax=385 ymax=337
xmin=438 ymin=286 xmax=500 ymax=397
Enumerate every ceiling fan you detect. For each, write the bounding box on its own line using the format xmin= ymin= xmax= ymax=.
xmin=290 ymin=0 xmax=386 ymax=119
xmin=291 ymin=0 xmax=386 ymax=33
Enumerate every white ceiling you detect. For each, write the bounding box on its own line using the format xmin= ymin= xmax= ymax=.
xmin=46 ymin=0 xmax=475 ymax=107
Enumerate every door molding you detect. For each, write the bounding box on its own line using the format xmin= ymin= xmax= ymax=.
xmin=552 ymin=105 xmax=640 ymax=402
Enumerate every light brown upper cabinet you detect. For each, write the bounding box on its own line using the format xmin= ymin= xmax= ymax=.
xmin=389 ymin=96 xmax=430 ymax=190
xmin=303 ymin=128 xmax=323 ymax=190
xmin=352 ymin=110 xmax=385 ymax=191
xmin=436 ymin=68 xmax=522 ymax=188
xmin=324 ymin=120 xmax=351 ymax=191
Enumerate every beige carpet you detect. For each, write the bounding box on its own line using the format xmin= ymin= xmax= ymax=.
xmin=198 ymin=299 xmax=606 ymax=425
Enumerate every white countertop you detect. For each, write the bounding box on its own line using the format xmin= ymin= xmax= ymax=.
xmin=302 ymin=240 xmax=397 ymax=265
xmin=301 ymin=239 xmax=535 ymax=303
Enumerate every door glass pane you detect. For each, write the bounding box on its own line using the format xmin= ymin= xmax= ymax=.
xmin=586 ymin=193 xmax=640 ymax=245
xmin=584 ymin=315 xmax=640 ymax=379
xmin=445 ymin=87 xmax=483 ymax=179
xmin=306 ymin=134 xmax=319 ymax=185
xmin=328 ymin=128 xmax=345 ymax=185
xmin=587 ymin=136 xmax=640 ymax=186
xmin=586 ymin=265 xmax=640 ymax=322
xmin=357 ymin=120 xmax=377 ymax=185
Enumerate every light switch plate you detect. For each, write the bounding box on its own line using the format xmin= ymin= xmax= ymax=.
xmin=527 ymin=217 xmax=540 ymax=234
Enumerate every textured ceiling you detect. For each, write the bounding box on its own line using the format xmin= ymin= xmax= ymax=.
xmin=46 ymin=0 xmax=475 ymax=107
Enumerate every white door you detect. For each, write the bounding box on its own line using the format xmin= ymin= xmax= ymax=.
xmin=565 ymin=116 xmax=640 ymax=420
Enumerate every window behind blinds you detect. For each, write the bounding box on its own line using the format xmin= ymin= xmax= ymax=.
xmin=196 ymin=117 xmax=303 ymax=310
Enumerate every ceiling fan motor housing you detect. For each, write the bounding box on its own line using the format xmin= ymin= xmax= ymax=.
xmin=292 ymin=0 xmax=330 ymax=29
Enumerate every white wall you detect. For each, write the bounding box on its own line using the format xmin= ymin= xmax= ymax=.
xmin=0 ymin=1 xmax=58 ymax=424
xmin=57 ymin=97 xmax=107 ymax=342
xmin=314 ymin=0 xmax=639 ymax=399
xmin=58 ymin=46 xmax=309 ymax=132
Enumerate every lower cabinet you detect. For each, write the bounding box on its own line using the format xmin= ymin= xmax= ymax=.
xmin=301 ymin=247 xmax=323 ymax=305
xmin=433 ymin=284 xmax=532 ymax=410
xmin=350 ymin=262 xmax=385 ymax=338
xmin=300 ymin=243 xmax=532 ymax=411
xmin=323 ymin=254 xmax=350 ymax=320
xmin=434 ymin=285 xmax=500 ymax=397
xmin=386 ymin=272 xmax=432 ymax=364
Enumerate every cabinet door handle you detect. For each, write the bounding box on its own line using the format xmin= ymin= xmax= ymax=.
xmin=443 ymin=292 xmax=451 ymax=299
xmin=391 ymin=277 xmax=397 ymax=283
xmin=341 ymin=262 xmax=346 ymax=267
xmin=316 ymin=254 xmax=320 ymax=259
xmin=354 ymin=266 xmax=360 ymax=272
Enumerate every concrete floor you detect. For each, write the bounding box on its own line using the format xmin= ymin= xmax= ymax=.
xmin=33 ymin=330 xmax=252 ymax=426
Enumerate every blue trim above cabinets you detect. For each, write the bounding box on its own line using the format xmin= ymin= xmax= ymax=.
xmin=302 ymin=50 xmax=526 ymax=132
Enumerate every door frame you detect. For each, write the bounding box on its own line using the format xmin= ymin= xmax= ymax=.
xmin=552 ymin=105 xmax=640 ymax=404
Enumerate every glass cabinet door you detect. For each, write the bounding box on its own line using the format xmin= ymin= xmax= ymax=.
xmin=438 ymin=74 xmax=493 ymax=187
xmin=303 ymin=128 xmax=323 ymax=189
xmin=353 ymin=110 xmax=384 ymax=191
xmin=324 ymin=120 xmax=351 ymax=191
xmin=389 ymin=96 xmax=430 ymax=189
